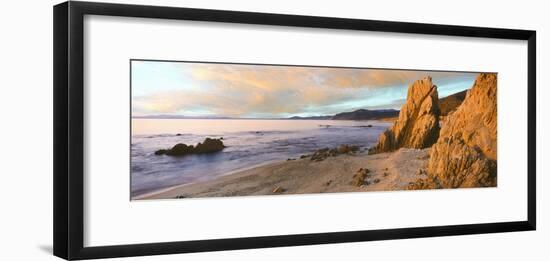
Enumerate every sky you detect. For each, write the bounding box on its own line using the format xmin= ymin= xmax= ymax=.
xmin=131 ymin=60 xmax=479 ymax=118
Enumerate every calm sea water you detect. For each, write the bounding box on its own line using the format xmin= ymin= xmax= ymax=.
xmin=131 ymin=119 xmax=391 ymax=198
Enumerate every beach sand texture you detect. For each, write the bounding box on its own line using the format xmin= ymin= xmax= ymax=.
xmin=138 ymin=148 xmax=429 ymax=199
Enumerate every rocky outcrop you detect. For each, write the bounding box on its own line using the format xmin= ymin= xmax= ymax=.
xmin=194 ymin=138 xmax=226 ymax=154
xmin=309 ymin=144 xmax=359 ymax=162
xmin=155 ymin=138 xmax=225 ymax=156
xmin=421 ymin=73 xmax=497 ymax=188
xmin=369 ymin=77 xmax=441 ymax=154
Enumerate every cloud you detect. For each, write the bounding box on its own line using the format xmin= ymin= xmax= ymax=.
xmin=132 ymin=62 xmax=478 ymax=117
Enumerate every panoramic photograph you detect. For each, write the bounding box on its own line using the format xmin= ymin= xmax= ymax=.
xmin=130 ymin=60 xmax=497 ymax=200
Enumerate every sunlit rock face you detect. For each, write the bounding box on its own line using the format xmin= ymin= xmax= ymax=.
xmin=426 ymin=73 xmax=497 ymax=188
xmin=369 ymin=76 xmax=441 ymax=154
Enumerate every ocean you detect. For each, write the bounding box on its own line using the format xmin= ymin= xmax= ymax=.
xmin=131 ymin=119 xmax=390 ymax=198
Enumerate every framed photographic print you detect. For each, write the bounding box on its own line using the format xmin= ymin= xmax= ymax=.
xmin=53 ymin=1 xmax=536 ymax=260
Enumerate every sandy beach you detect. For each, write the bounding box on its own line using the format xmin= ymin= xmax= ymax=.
xmin=137 ymin=148 xmax=430 ymax=200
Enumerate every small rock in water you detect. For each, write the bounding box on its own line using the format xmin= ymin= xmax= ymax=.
xmin=383 ymin=172 xmax=389 ymax=177
xmin=175 ymin=194 xmax=187 ymax=199
xmin=373 ymin=178 xmax=381 ymax=184
xmin=272 ymin=186 xmax=286 ymax=194
xmin=155 ymin=138 xmax=225 ymax=156
xmin=194 ymin=138 xmax=226 ymax=154
xmin=154 ymin=149 xmax=168 ymax=155
xmin=176 ymin=133 xmax=182 ymax=136
xmin=167 ymin=143 xmax=194 ymax=155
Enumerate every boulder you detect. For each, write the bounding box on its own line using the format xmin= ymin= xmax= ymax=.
xmin=165 ymin=143 xmax=194 ymax=156
xmin=369 ymin=76 xmax=441 ymax=154
xmin=155 ymin=138 xmax=225 ymax=156
xmin=194 ymin=138 xmax=226 ymax=154
xmin=154 ymin=149 xmax=168 ymax=155
xmin=425 ymin=73 xmax=497 ymax=188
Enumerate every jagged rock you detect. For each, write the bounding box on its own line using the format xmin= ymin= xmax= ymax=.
xmin=155 ymin=138 xmax=225 ymax=156
xmin=369 ymin=76 xmax=441 ymax=154
xmin=425 ymin=73 xmax=497 ymax=188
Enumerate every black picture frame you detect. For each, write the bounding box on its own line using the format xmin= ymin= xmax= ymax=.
xmin=53 ymin=1 xmax=536 ymax=260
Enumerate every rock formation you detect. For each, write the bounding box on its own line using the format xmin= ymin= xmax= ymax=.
xmin=369 ymin=76 xmax=441 ymax=154
xmin=309 ymin=144 xmax=360 ymax=162
xmin=155 ymin=138 xmax=225 ymax=156
xmin=417 ymin=73 xmax=497 ymax=188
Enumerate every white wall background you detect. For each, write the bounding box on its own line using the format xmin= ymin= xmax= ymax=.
xmin=0 ymin=0 xmax=547 ymax=260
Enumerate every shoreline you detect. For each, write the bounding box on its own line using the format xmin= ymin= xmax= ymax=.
xmin=132 ymin=159 xmax=283 ymax=200
xmin=136 ymin=148 xmax=431 ymax=200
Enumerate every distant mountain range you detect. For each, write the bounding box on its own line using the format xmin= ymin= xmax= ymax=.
xmin=288 ymin=115 xmax=333 ymax=120
xmin=134 ymin=90 xmax=466 ymax=121
xmin=287 ymin=89 xmax=468 ymax=120
xmin=134 ymin=110 xmax=398 ymax=121
xmin=332 ymin=109 xmax=400 ymax=120
xmin=288 ymin=109 xmax=399 ymax=121
xmin=439 ymin=90 xmax=467 ymax=116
